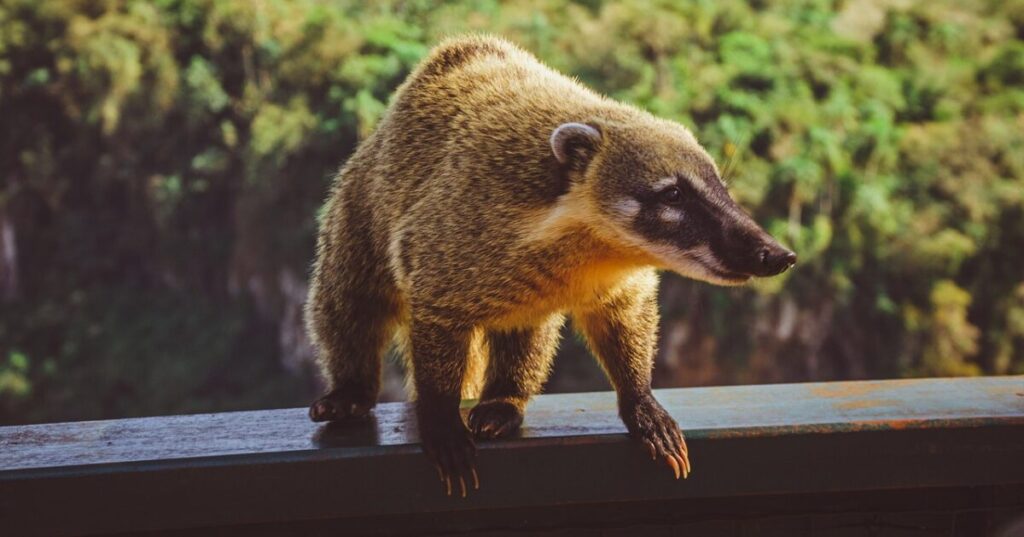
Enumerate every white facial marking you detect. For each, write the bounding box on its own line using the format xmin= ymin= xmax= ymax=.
xmin=679 ymin=173 xmax=710 ymax=196
xmin=652 ymin=177 xmax=677 ymax=190
xmin=611 ymin=198 xmax=641 ymax=219
xmin=685 ymin=244 xmax=720 ymax=270
xmin=658 ymin=207 xmax=683 ymax=223
xmin=632 ymin=240 xmax=747 ymax=287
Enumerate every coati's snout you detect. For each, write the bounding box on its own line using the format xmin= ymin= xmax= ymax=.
xmin=550 ymin=121 xmax=796 ymax=286
xmin=714 ymin=220 xmax=797 ymax=281
xmin=631 ymin=173 xmax=797 ymax=286
xmin=755 ymin=241 xmax=799 ymax=277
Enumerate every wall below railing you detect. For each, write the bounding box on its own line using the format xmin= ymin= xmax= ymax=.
xmin=2 ymin=376 xmax=1023 ymax=536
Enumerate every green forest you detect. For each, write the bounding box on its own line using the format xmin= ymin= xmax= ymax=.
xmin=1 ymin=0 xmax=1022 ymax=425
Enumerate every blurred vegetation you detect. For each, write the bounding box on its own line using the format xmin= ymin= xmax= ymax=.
xmin=1 ymin=0 xmax=1022 ymax=424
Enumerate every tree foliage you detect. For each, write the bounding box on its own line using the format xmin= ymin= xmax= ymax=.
xmin=1 ymin=0 xmax=1022 ymax=424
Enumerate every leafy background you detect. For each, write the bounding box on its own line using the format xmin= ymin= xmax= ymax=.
xmin=1 ymin=0 xmax=1022 ymax=425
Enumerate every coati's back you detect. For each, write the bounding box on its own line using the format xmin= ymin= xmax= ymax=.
xmin=351 ymin=35 xmax=636 ymax=225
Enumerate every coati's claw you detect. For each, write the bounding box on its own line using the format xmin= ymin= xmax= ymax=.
xmin=421 ymin=416 xmax=479 ymax=498
xmin=469 ymin=400 xmax=524 ymax=439
xmin=621 ymin=395 xmax=692 ymax=481
xmin=678 ymin=435 xmax=691 ymax=477
xmin=676 ymin=453 xmax=689 ymax=478
xmin=666 ymin=452 xmax=681 ymax=479
xmin=643 ymin=439 xmax=657 ymax=460
xmin=309 ymin=389 xmax=374 ymax=422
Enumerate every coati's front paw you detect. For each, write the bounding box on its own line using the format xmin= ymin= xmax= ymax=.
xmin=469 ymin=399 xmax=524 ymax=439
xmin=420 ymin=415 xmax=479 ymax=498
xmin=309 ymin=388 xmax=374 ymax=422
xmin=620 ymin=395 xmax=690 ymax=479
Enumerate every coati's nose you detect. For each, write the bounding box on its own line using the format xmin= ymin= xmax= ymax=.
xmin=757 ymin=245 xmax=797 ymax=276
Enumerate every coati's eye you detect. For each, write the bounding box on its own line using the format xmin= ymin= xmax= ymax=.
xmin=659 ymin=186 xmax=682 ymax=205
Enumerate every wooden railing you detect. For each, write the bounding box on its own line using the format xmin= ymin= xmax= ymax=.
xmin=2 ymin=376 xmax=1024 ymax=536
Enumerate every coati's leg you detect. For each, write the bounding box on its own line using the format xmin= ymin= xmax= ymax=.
xmin=307 ymin=289 xmax=397 ymax=421
xmin=469 ymin=314 xmax=565 ymax=439
xmin=306 ymin=210 xmax=399 ymax=422
xmin=409 ymin=316 xmax=479 ymax=497
xmin=572 ymin=273 xmax=690 ymax=479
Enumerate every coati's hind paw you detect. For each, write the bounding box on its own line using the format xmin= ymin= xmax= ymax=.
xmin=469 ymin=400 xmax=524 ymax=439
xmin=621 ymin=395 xmax=690 ymax=479
xmin=309 ymin=389 xmax=374 ymax=422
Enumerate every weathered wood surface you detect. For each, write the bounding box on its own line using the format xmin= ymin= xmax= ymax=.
xmin=3 ymin=376 xmax=1022 ymax=470
xmin=1 ymin=376 xmax=1023 ymax=536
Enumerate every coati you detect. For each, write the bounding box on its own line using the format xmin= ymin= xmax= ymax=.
xmin=305 ymin=35 xmax=796 ymax=497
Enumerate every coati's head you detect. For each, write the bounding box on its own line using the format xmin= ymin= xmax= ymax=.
xmin=550 ymin=119 xmax=795 ymax=285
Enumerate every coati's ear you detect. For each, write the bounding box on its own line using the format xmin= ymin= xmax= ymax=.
xmin=550 ymin=122 xmax=602 ymax=170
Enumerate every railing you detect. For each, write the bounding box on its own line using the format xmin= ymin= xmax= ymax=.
xmin=2 ymin=376 xmax=1023 ymax=536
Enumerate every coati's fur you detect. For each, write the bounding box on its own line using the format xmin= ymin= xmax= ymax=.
xmin=305 ymin=35 xmax=795 ymax=497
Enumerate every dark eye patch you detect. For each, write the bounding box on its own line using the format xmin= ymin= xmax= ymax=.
xmin=673 ymin=172 xmax=732 ymax=209
xmin=659 ymin=186 xmax=682 ymax=205
xmin=672 ymin=174 xmax=701 ymax=199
